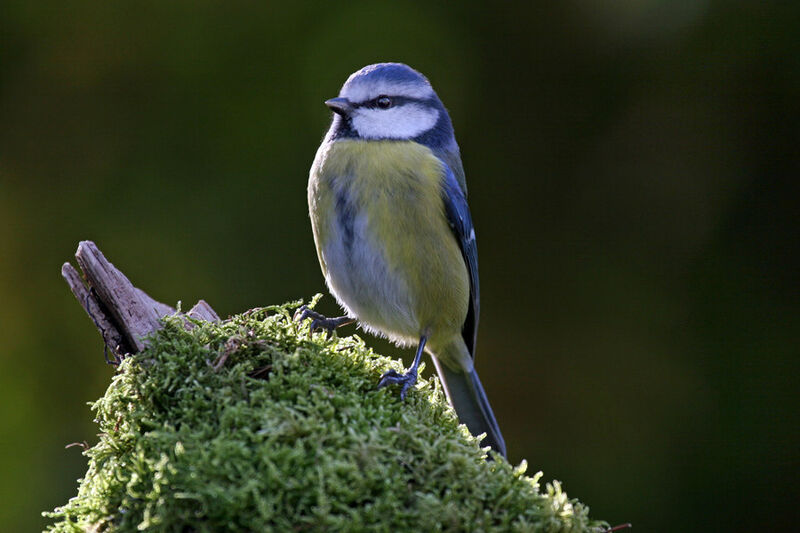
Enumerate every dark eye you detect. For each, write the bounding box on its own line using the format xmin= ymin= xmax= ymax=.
xmin=376 ymin=96 xmax=392 ymax=109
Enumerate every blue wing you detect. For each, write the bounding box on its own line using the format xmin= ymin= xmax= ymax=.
xmin=440 ymin=163 xmax=480 ymax=358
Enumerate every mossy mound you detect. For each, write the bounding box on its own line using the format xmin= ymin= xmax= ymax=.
xmin=46 ymin=299 xmax=606 ymax=532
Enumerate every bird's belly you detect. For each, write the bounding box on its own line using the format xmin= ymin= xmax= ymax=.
xmin=310 ymin=140 xmax=470 ymax=347
xmin=322 ymin=215 xmax=420 ymax=345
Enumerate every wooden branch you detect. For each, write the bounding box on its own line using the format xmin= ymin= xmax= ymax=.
xmin=186 ymin=299 xmax=220 ymax=322
xmin=62 ymin=240 xmax=219 ymax=358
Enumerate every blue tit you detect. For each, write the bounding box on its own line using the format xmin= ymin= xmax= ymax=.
xmin=300 ymin=63 xmax=506 ymax=458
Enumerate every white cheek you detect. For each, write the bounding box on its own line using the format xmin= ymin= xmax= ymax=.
xmin=351 ymin=105 xmax=439 ymax=139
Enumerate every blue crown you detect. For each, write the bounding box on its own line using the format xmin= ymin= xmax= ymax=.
xmin=346 ymin=63 xmax=429 ymax=87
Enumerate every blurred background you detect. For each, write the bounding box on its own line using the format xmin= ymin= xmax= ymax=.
xmin=1 ymin=1 xmax=797 ymax=531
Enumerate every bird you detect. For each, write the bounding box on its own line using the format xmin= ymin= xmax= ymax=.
xmin=297 ymin=63 xmax=506 ymax=458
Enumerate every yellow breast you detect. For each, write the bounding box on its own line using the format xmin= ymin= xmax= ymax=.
xmin=308 ymin=140 xmax=469 ymax=344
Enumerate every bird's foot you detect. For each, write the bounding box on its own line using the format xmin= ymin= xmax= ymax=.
xmin=377 ymin=367 xmax=418 ymax=400
xmin=293 ymin=305 xmax=354 ymax=338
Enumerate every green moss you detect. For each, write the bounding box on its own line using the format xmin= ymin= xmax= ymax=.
xmin=45 ymin=298 xmax=607 ymax=532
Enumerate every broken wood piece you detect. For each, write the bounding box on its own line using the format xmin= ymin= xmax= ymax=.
xmin=62 ymin=240 xmax=220 ymax=357
xmin=188 ymin=300 xmax=220 ymax=322
xmin=62 ymin=261 xmax=130 ymax=355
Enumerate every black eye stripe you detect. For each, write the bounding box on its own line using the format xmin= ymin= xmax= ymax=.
xmin=353 ymin=95 xmax=422 ymax=109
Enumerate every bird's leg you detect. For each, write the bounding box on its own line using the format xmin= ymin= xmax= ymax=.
xmin=377 ymin=335 xmax=427 ymax=400
xmin=294 ymin=305 xmax=355 ymax=338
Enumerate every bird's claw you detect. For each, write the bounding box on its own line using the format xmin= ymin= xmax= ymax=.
xmin=377 ymin=368 xmax=418 ymax=400
xmin=294 ymin=305 xmax=352 ymax=338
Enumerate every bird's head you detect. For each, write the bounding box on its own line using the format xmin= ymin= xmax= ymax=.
xmin=325 ymin=63 xmax=455 ymax=148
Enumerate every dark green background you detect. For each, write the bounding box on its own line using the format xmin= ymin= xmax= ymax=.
xmin=1 ymin=1 xmax=797 ymax=531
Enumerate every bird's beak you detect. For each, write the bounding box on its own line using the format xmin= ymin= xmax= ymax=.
xmin=325 ymin=97 xmax=353 ymax=116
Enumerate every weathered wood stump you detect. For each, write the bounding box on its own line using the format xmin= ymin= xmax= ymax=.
xmin=62 ymin=240 xmax=220 ymax=360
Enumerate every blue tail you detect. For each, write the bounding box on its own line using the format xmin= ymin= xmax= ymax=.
xmin=433 ymin=358 xmax=506 ymax=458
